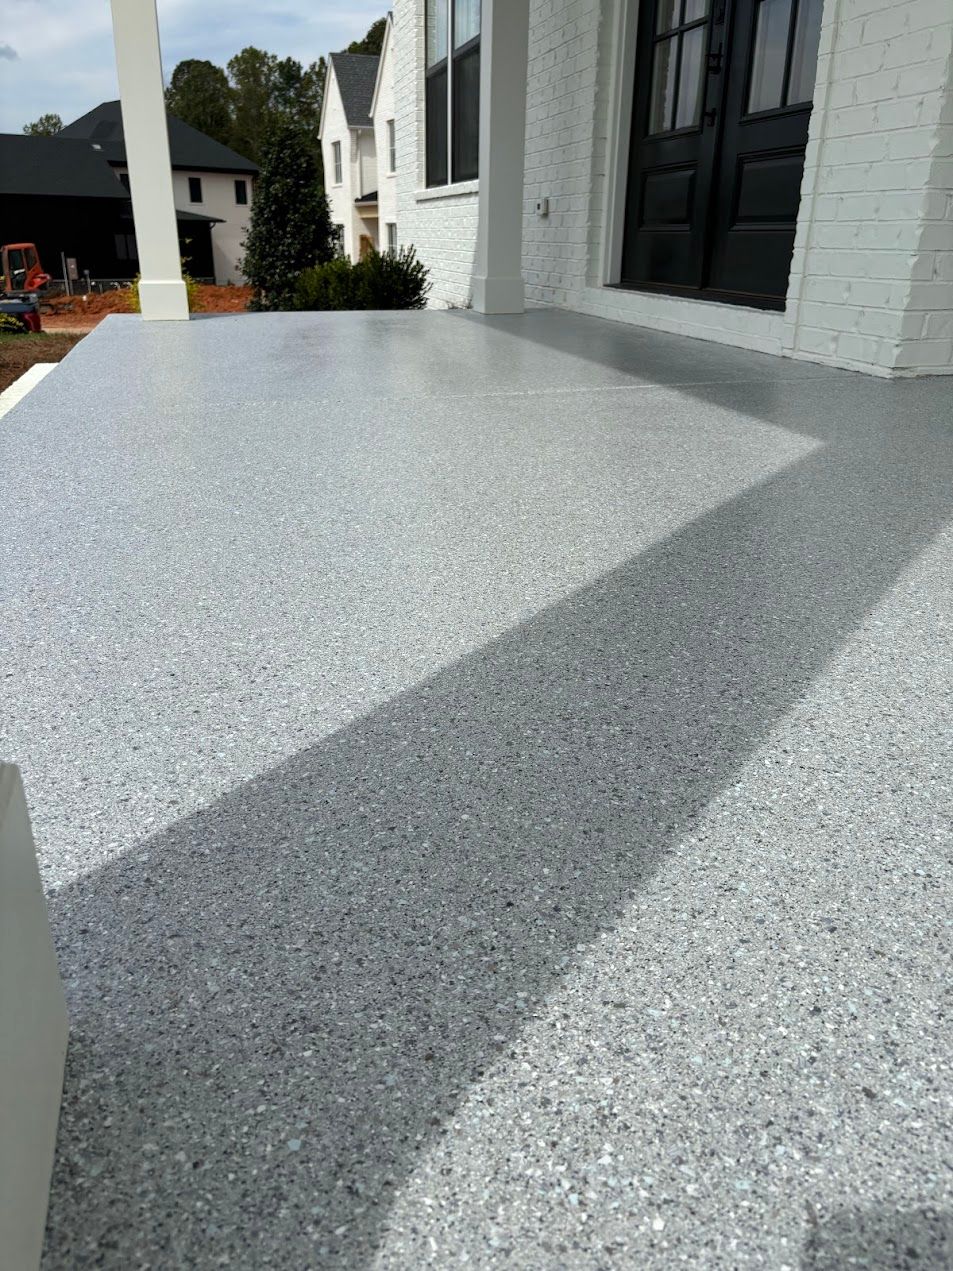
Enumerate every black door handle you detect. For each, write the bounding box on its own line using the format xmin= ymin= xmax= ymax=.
xmin=704 ymin=108 xmax=718 ymax=127
xmin=707 ymin=50 xmax=723 ymax=73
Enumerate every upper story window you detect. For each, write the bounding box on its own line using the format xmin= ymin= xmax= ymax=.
xmin=188 ymin=176 xmax=202 ymax=203
xmin=234 ymin=179 xmax=248 ymax=205
xmin=387 ymin=119 xmax=396 ymax=173
xmin=426 ymin=0 xmax=480 ymax=187
xmin=332 ymin=140 xmax=343 ymax=185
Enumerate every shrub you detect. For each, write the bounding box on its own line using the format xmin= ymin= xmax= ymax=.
xmin=0 ymin=312 xmax=29 ymax=335
xmin=129 ymin=270 xmax=200 ymax=313
xmin=294 ymin=247 xmax=431 ymax=312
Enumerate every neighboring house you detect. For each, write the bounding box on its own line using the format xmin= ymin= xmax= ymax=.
xmin=393 ymin=0 xmax=953 ymax=377
xmin=0 ymin=133 xmax=219 ymax=284
xmin=370 ymin=14 xmax=399 ymax=254
xmin=319 ymin=53 xmax=381 ymax=261
xmin=59 ymin=101 xmax=257 ymax=285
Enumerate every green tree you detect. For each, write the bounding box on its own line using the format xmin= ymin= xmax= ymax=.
xmin=22 ymin=113 xmax=63 ymax=137
xmin=241 ymin=118 xmax=334 ymax=311
xmin=227 ymin=47 xmax=279 ymax=166
xmin=345 ymin=17 xmax=387 ymax=55
xmin=164 ymin=60 xmax=232 ymax=147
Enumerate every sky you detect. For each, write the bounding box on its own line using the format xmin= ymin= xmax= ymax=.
xmin=0 ymin=0 xmax=385 ymax=133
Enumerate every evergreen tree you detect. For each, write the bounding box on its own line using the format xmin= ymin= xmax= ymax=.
xmin=241 ymin=119 xmax=334 ymax=311
xmin=164 ymin=60 xmax=232 ymax=147
xmin=23 ymin=113 xmax=63 ymax=136
xmin=345 ymin=18 xmax=387 ymax=55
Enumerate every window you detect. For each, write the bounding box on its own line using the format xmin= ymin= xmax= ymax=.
xmin=747 ymin=0 xmax=824 ymax=114
xmin=331 ymin=224 xmax=345 ymax=256
xmin=386 ymin=222 xmax=397 ymax=252
xmin=188 ymin=176 xmax=202 ymax=203
xmin=332 ymin=140 xmax=343 ymax=184
xmin=426 ymin=0 xmax=480 ymax=186
xmin=647 ymin=0 xmax=710 ymax=135
xmin=234 ymin=179 xmax=248 ymax=205
xmin=387 ymin=119 xmax=396 ymax=173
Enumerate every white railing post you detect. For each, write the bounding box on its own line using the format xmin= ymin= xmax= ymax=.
xmin=110 ymin=0 xmax=189 ymax=320
xmin=471 ymin=0 xmax=530 ymax=315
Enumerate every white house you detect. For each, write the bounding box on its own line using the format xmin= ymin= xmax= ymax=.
xmin=393 ymin=0 xmax=953 ymax=377
xmin=370 ymin=15 xmax=399 ymax=254
xmin=60 ymin=101 xmax=257 ymax=285
xmin=320 ymin=53 xmax=382 ymax=261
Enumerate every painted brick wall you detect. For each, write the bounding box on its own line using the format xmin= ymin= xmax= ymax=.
xmin=394 ymin=0 xmax=953 ymax=373
xmin=394 ymin=1 xmax=480 ymax=306
xmin=783 ymin=0 xmax=953 ymax=373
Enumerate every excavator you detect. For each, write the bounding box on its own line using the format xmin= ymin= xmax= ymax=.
xmin=0 ymin=243 xmax=50 ymax=332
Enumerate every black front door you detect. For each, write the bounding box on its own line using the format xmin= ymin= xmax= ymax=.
xmin=621 ymin=0 xmax=824 ymax=309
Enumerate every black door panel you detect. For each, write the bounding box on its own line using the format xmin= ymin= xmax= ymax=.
xmin=621 ymin=0 xmax=822 ymax=309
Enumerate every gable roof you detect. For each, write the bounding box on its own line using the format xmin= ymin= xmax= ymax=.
xmin=0 ymin=134 xmax=128 ymax=198
xmin=59 ymin=101 xmax=258 ymax=174
xmin=368 ymin=13 xmax=394 ymax=122
xmin=328 ymin=53 xmax=380 ymax=128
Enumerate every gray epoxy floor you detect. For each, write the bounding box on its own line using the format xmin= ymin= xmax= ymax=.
xmin=2 ymin=309 xmax=952 ymax=1269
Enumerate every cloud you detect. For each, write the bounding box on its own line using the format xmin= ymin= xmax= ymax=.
xmin=0 ymin=43 xmax=19 ymax=60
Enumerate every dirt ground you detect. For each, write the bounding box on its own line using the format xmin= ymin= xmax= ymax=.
xmin=0 ymin=332 xmax=86 ymax=393
xmin=42 ymin=284 xmax=254 ymax=331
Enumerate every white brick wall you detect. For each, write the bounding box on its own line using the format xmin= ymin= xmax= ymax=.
xmin=783 ymin=0 xmax=953 ymax=374
xmin=394 ymin=0 xmax=953 ymax=374
xmin=394 ymin=1 xmax=480 ymax=306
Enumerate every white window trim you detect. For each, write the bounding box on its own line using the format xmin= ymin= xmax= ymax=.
xmin=415 ymin=178 xmax=479 ymax=203
xmin=332 ymin=140 xmax=343 ymax=186
xmin=387 ymin=119 xmax=396 ymax=174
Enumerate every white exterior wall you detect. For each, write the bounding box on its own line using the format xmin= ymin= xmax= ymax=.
xmin=171 ymin=170 xmax=252 ymax=284
xmin=394 ymin=0 xmax=953 ymax=374
xmin=117 ymin=164 xmax=252 ymax=284
xmin=395 ymin=1 xmax=480 ymax=305
xmin=373 ymin=23 xmax=399 ymax=246
xmin=322 ymin=63 xmax=379 ymax=263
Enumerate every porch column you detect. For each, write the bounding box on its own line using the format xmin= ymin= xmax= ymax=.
xmin=471 ymin=0 xmax=530 ymax=315
xmin=109 ymin=0 xmax=188 ymax=320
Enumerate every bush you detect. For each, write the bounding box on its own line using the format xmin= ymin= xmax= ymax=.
xmin=294 ymin=247 xmax=431 ymax=312
xmin=129 ymin=270 xmax=200 ymax=313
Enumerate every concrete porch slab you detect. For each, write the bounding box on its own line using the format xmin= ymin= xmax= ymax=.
xmin=1 ymin=309 xmax=951 ymax=1268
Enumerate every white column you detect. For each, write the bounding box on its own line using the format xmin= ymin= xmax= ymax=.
xmin=110 ymin=0 xmax=188 ymax=320
xmin=471 ymin=0 xmax=530 ymax=315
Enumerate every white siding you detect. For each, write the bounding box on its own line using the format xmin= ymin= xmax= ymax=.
xmin=321 ymin=62 xmax=380 ymax=262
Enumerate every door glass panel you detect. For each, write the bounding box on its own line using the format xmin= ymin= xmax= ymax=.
xmin=788 ymin=0 xmax=823 ymax=104
xmin=747 ymin=0 xmax=793 ymax=114
xmin=683 ymin=0 xmax=710 ymax=23
xmin=675 ymin=25 xmax=706 ymax=128
xmin=656 ymin=0 xmax=680 ymax=34
xmin=648 ymin=37 xmax=678 ymax=133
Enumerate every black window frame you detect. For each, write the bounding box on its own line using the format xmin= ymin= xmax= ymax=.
xmin=188 ymin=176 xmax=203 ymax=203
xmin=426 ymin=0 xmax=481 ymax=187
xmin=234 ymin=178 xmax=248 ymax=205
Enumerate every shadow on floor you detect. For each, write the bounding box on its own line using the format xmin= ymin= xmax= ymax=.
xmin=42 ymin=358 xmax=953 ymax=1266
xmin=803 ymin=1206 xmax=953 ymax=1269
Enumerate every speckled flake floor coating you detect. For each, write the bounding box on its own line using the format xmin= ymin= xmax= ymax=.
xmin=2 ymin=309 xmax=953 ymax=1269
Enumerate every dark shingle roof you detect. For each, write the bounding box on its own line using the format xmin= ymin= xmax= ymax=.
xmin=59 ymin=101 xmax=258 ymax=174
xmin=329 ymin=53 xmax=380 ymax=128
xmin=0 ymin=134 xmax=128 ymax=198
